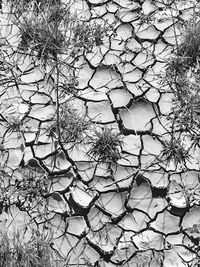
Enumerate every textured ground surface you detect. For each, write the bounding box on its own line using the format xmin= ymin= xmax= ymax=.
xmin=0 ymin=0 xmax=200 ymax=266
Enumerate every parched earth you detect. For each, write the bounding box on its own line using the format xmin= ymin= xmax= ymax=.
xmin=0 ymin=0 xmax=200 ymax=266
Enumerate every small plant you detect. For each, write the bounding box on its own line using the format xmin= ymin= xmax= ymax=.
xmin=177 ymin=20 xmax=200 ymax=65
xmin=18 ymin=16 xmax=65 ymax=63
xmin=60 ymin=76 xmax=79 ymax=97
xmin=72 ymin=22 xmax=107 ymax=47
xmin=166 ymin=19 xmax=200 ymax=78
xmin=87 ymin=128 xmax=123 ymax=163
xmin=70 ymin=20 xmax=112 ymax=57
xmin=16 ymin=0 xmax=72 ymax=65
xmin=164 ymin=19 xmax=200 ymax=145
xmin=0 ymin=166 xmax=47 ymax=214
xmin=17 ymin=2 xmax=111 ymax=64
xmin=5 ymin=118 xmax=23 ymax=133
xmin=160 ymin=137 xmax=191 ymax=166
xmin=164 ymin=66 xmax=200 ymax=148
xmin=13 ymin=166 xmax=47 ymax=208
xmin=50 ymin=103 xmax=91 ymax=143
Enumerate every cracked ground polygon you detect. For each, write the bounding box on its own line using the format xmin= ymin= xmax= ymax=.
xmin=0 ymin=0 xmax=200 ymax=266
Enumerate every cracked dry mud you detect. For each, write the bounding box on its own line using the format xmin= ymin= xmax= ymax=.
xmin=0 ymin=0 xmax=200 ymax=266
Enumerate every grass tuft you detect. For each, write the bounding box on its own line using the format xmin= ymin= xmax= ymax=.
xmin=178 ymin=21 xmax=200 ymax=65
xmin=165 ymin=68 xmax=200 ymax=143
xmin=18 ymin=16 xmax=65 ymax=63
xmin=50 ymin=103 xmax=91 ymax=144
xmin=17 ymin=2 xmax=111 ymax=64
xmin=87 ymin=128 xmax=123 ymax=163
xmin=164 ymin=17 xmax=200 ymax=148
xmin=160 ymin=137 xmax=190 ymax=166
xmin=166 ymin=20 xmax=200 ymax=77
xmin=71 ymin=21 xmax=111 ymax=54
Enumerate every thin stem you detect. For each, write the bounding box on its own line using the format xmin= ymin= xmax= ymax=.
xmin=55 ymin=58 xmax=61 ymax=144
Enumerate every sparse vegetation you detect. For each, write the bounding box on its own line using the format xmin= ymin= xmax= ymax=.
xmin=166 ymin=19 xmax=200 ymax=77
xmin=177 ymin=21 xmax=200 ymax=66
xmin=165 ymin=15 xmax=200 ymax=91
xmin=0 ymin=230 xmax=64 ymax=267
xmin=169 ymin=72 xmax=200 ymax=132
xmin=14 ymin=1 xmax=112 ymax=68
xmin=2 ymin=0 xmax=200 ymax=267
xmin=0 ymin=166 xmax=47 ymax=213
xmin=19 ymin=20 xmax=64 ymax=61
xmin=160 ymin=137 xmax=191 ymax=165
xmin=165 ymin=17 xmax=200 ymax=147
xmin=50 ymin=103 xmax=91 ymax=143
xmin=70 ymin=21 xmax=112 ymax=55
xmin=5 ymin=118 xmax=23 ymax=133
xmin=6 ymin=0 xmax=61 ymax=16
xmin=17 ymin=2 xmax=69 ymax=64
xmin=87 ymin=128 xmax=123 ymax=163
